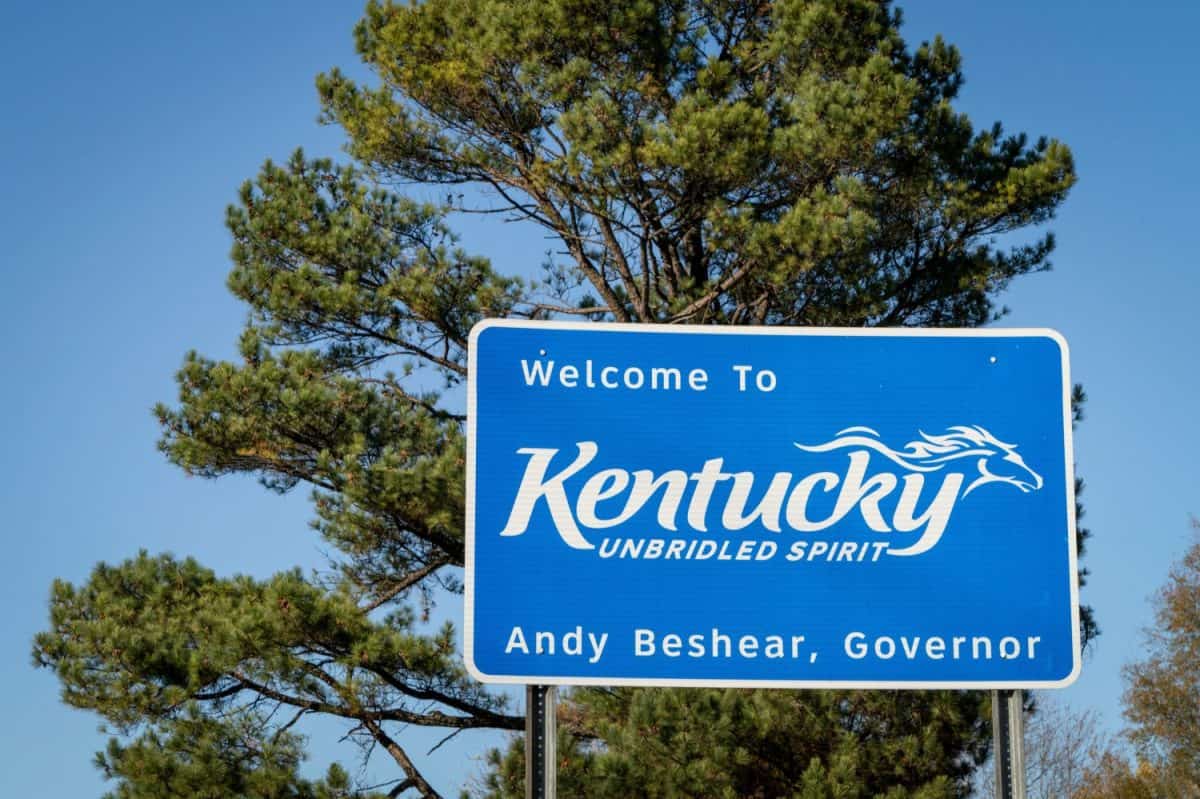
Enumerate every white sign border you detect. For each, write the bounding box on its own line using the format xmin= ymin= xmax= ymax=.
xmin=463 ymin=320 xmax=1082 ymax=690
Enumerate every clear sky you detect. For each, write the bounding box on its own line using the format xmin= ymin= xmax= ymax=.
xmin=3 ymin=1 xmax=1198 ymax=796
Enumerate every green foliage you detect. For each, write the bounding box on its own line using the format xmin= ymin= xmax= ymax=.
xmin=318 ymin=0 xmax=1073 ymax=326
xmin=1119 ymin=522 xmax=1200 ymax=794
xmin=222 ymin=153 xmax=522 ymax=380
xmin=478 ymin=688 xmax=985 ymax=798
xmin=33 ymin=2 xmax=1088 ymax=797
xmin=32 ymin=552 xmax=506 ymax=731
xmin=94 ymin=707 xmax=384 ymax=799
xmin=1072 ymin=522 xmax=1200 ymax=799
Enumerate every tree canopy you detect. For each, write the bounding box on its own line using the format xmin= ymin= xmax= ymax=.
xmin=33 ymin=2 xmax=1087 ymax=797
xmin=1076 ymin=520 xmax=1200 ymax=799
xmin=1122 ymin=521 xmax=1200 ymax=788
xmin=478 ymin=688 xmax=988 ymax=798
xmin=318 ymin=0 xmax=1074 ymax=329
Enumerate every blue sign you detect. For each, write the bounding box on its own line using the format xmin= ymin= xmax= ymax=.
xmin=465 ymin=321 xmax=1080 ymax=688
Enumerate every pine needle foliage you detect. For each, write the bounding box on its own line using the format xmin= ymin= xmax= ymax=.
xmin=34 ymin=2 xmax=1089 ymax=797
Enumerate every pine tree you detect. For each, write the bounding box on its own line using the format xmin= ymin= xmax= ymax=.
xmin=478 ymin=689 xmax=985 ymax=798
xmin=95 ymin=705 xmax=388 ymax=799
xmin=34 ymin=2 xmax=1089 ymax=797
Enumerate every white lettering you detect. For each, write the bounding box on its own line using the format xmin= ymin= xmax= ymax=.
xmin=732 ymin=364 xmax=753 ymax=391
xmin=576 ymin=468 xmax=631 ymax=527
xmin=500 ymin=443 xmax=599 ymax=549
xmin=687 ymin=459 xmax=732 ymax=532
xmin=588 ymin=632 xmax=608 ymax=663
xmin=784 ymin=472 xmax=840 ymax=530
xmin=889 ymin=474 xmax=964 ymax=556
xmin=496 ymin=429 xmax=1034 ymax=558
xmin=505 ymin=626 xmax=529 ymax=655
xmin=520 ymin=359 xmax=554 ymax=386
xmin=649 ymin=367 xmax=681 ymax=390
xmin=723 ymin=472 xmax=790 ymax=532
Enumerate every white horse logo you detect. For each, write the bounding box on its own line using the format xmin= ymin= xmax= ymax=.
xmin=796 ymin=425 xmax=1043 ymax=497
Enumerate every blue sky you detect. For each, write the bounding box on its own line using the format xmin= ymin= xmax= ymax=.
xmin=2 ymin=1 xmax=1197 ymax=796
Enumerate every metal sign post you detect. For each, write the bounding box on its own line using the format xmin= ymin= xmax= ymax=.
xmin=992 ymin=689 xmax=1026 ymax=799
xmin=525 ymin=684 xmax=556 ymax=799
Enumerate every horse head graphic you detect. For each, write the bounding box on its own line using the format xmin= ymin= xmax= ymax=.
xmin=796 ymin=425 xmax=1043 ymax=497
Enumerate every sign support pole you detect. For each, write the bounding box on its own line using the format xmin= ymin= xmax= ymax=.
xmin=992 ymin=689 xmax=1026 ymax=799
xmin=525 ymin=684 xmax=556 ymax=799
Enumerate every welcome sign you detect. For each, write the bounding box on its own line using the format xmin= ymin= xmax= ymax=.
xmin=465 ymin=321 xmax=1080 ymax=688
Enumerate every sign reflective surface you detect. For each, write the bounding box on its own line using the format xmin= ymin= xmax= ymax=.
xmin=466 ymin=321 xmax=1080 ymax=688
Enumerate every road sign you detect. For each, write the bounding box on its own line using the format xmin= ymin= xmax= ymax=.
xmin=465 ymin=321 xmax=1080 ymax=688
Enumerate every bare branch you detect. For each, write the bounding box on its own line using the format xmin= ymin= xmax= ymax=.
xmin=361 ymin=717 xmax=444 ymax=799
xmin=361 ymin=557 xmax=453 ymax=613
